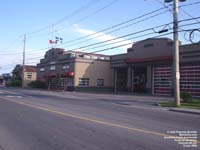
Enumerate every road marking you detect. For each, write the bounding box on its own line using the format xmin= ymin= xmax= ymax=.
xmin=6 ymin=95 xmax=22 ymax=98
xmin=0 ymin=96 xmax=199 ymax=144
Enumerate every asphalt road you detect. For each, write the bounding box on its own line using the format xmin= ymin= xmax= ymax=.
xmin=0 ymin=88 xmax=199 ymax=150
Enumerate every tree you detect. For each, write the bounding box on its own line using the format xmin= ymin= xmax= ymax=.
xmin=12 ymin=64 xmax=22 ymax=80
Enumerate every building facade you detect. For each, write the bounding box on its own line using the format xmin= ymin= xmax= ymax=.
xmin=23 ymin=66 xmax=37 ymax=87
xmin=37 ymin=48 xmax=113 ymax=91
xmin=111 ymin=38 xmax=200 ymax=98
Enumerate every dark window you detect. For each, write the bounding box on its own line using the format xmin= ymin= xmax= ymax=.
xmin=97 ymin=79 xmax=104 ymax=87
xmin=127 ymin=48 xmax=134 ymax=52
xmin=78 ymin=78 xmax=89 ymax=86
xmin=144 ymin=43 xmax=154 ymax=48
xmin=167 ymin=42 xmax=173 ymax=46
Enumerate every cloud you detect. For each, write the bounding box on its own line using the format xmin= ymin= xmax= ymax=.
xmin=73 ymin=26 xmax=132 ymax=52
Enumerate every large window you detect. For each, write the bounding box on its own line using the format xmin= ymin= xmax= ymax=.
xmin=62 ymin=65 xmax=69 ymax=70
xmin=40 ymin=68 xmax=45 ymax=72
xmin=50 ymin=65 xmax=56 ymax=71
xmin=78 ymin=78 xmax=89 ymax=86
xmin=50 ymin=61 xmax=56 ymax=64
xmin=97 ymin=79 xmax=104 ymax=87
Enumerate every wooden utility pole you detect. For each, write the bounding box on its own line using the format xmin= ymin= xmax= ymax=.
xmin=22 ymin=34 xmax=26 ymax=88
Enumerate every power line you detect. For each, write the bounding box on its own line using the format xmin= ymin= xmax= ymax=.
xmin=1 ymin=0 xmax=199 ymax=57
xmin=26 ymin=0 xmax=101 ymax=36
xmin=2 ymin=1 xmax=198 ymax=56
xmin=0 ymin=17 xmax=199 ymax=57
xmin=81 ymin=28 xmax=200 ymax=55
xmin=27 ymin=0 xmax=119 ymax=39
xmin=62 ymin=9 xmax=170 ymax=48
xmin=23 ymin=21 xmax=200 ymax=61
xmin=27 ymin=1 xmax=200 ymax=42
xmin=1 ymin=26 xmax=198 ymax=71
xmin=0 ymin=7 xmax=169 ymax=56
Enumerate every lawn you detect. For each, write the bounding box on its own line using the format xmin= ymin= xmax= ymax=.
xmin=160 ymin=100 xmax=200 ymax=110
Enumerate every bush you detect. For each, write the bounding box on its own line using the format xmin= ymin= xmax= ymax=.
xmin=180 ymin=92 xmax=193 ymax=103
xmin=28 ymin=80 xmax=47 ymax=89
xmin=10 ymin=79 xmax=22 ymax=87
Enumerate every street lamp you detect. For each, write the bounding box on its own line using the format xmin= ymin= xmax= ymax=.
xmin=164 ymin=0 xmax=186 ymax=106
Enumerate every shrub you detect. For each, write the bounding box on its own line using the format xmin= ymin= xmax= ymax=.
xmin=10 ymin=79 xmax=22 ymax=87
xmin=28 ymin=80 xmax=47 ymax=89
xmin=180 ymin=92 xmax=193 ymax=103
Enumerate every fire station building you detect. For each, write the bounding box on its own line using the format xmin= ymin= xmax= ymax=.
xmin=111 ymin=38 xmax=200 ymax=97
xmin=37 ymin=48 xmax=113 ymax=91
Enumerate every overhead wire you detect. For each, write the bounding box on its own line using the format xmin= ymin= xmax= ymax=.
xmin=0 ymin=6 xmax=169 ymax=55
xmin=0 ymin=16 xmax=199 ymax=57
xmin=1 ymin=1 xmax=199 ymax=56
xmin=26 ymin=0 xmax=101 ymax=36
xmin=0 ymin=1 xmax=198 ymax=70
xmin=27 ymin=0 xmax=119 ymax=39
xmin=81 ymin=27 xmax=200 ymax=55
xmin=23 ymin=20 xmax=200 ymax=61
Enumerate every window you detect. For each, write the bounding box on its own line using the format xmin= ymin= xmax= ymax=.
xmin=78 ymin=78 xmax=89 ymax=86
xmin=84 ymin=55 xmax=91 ymax=59
xmin=40 ymin=68 xmax=45 ymax=72
xmin=50 ymin=61 xmax=56 ymax=64
xmin=167 ymin=42 xmax=173 ymax=46
xmin=92 ymin=56 xmax=98 ymax=60
xmin=99 ymin=57 xmax=105 ymax=60
xmin=62 ymin=65 xmax=69 ymax=70
xmin=70 ymin=53 xmax=76 ymax=58
xmin=127 ymin=48 xmax=134 ymax=52
xmin=97 ymin=79 xmax=104 ymax=87
xmin=50 ymin=65 xmax=56 ymax=71
xmin=27 ymin=73 xmax=32 ymax=80
xmin=144 ymin=43 xmax=154 ymax=48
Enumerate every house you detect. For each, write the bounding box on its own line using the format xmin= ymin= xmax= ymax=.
xmin=23 ymin=65 xmax=37 ymax=87
xmin=37 ymin=48 xmax=113 ymax=91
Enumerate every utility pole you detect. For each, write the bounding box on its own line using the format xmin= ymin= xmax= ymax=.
xmin=165 ymin=0 xmax=186 ymax=106
xmin=173 ymin=0 xmax=180 ymax=106
xmin=22 ymin=34 xmax=26 ymax=88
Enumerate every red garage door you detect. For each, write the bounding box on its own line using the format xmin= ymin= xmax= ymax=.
xmin=180 ymin=65 xmax=200 ymax=98
xmin=153 ymin=65 xmax=173 ymax=96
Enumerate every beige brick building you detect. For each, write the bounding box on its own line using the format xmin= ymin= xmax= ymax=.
xmin=37 ymin=48 xmax=113 ymax=91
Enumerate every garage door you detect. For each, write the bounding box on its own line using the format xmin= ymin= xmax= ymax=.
xmin=153 ymin=65 xmax=173 ymax=96
xmin=180 ymin=65 xmax=200 ymax=98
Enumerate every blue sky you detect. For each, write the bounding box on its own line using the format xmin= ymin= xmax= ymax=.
xmin=0 ymin=0 xmax=199 ymax=74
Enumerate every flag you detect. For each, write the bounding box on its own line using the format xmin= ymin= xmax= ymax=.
xmin=49 ymin=40 xmax=56 ymax=44
xmin=55 ymin=36 xmax=63 ymax=43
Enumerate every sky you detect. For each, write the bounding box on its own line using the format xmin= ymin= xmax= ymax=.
xmin=0 ymin=0 xmax=199 ymax=74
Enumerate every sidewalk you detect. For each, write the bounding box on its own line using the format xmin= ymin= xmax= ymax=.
xmin=169 ymin=108 xmax=200 ymax=115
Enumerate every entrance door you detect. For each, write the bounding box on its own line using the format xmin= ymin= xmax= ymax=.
xmin=116 ymin=68 xmax=127 ymax=91
xmin=133 ymin=67 xmax=147 ymax=93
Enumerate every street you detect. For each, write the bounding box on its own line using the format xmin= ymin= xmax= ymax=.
xmin=0 ymin=88 xmax=199 ymax=150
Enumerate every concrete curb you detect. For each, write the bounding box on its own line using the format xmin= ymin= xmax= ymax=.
xmin=169 ymin=108 xmax=200 ymax=115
